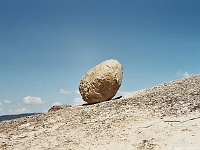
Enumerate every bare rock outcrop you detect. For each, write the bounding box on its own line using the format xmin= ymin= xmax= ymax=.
xmin=1 ymin=75 xmax=200 ymax=149
xmin=79 ymin=59 xmax=123 ymax=104
xmin=48 ymin=104 xmax=71 ymax=113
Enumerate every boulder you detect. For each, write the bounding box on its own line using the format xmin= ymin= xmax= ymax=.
xmin=79 ymin=59 xmax=123 ymax=104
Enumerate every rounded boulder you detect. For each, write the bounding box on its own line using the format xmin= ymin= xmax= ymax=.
xmin=79 ymin=59 xmax=123 ymax=104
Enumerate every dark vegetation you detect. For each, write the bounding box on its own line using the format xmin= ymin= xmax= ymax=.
xmin=0 ymin=113 xmax=41 ymax=122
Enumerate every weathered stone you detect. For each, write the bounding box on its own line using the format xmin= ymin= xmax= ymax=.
xmin=79 ymin=59 xmax=123 ymax=104
xmin=48 ymin=104 xmax=71 ymax=113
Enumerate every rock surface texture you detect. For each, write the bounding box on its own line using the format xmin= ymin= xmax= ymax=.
xmin=2 ymin=75 xmax=200 ymax=149
xmin=79 ymin=59 xmax=123 ymax=104
xmin=48 ymin=104 xmax=71 ymax=113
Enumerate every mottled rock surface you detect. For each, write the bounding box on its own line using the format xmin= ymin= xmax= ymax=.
xmin=1 ymin=75 xmax=200 ymax=149
xmin=48 ymin=105 xmax=71 ymax=113
xmin=79 ymin=59 xmax=123 ymax=104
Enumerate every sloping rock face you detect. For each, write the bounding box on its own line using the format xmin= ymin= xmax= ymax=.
xmin=122 ymin=75 xmax=200 ymax=117
xmin=79 ymin=59 xmax=123 ymax=104
xmin=1 ymin=75 xmax=200 ymax=149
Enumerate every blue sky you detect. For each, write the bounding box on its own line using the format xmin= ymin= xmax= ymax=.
xmin=0 ymin=0 xmax=200 ymax=115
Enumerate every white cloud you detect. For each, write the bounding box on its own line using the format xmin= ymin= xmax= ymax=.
xmin=59 ymin=89 xmax=81 ymax=95
xmin=52 ymin=102 xmax=62 ymax=106
xmin=0 ymin=108 xmax=5 ymax=116
xmin=74 ymin=98 xmax=83 ymax=105
xmin=14 ymin=108 xmax=31 ymax=114
xmin=0 ymin=108 xmax=31 ymax=115
xmin=59 ymin=89 xmax=72 ymax=94
xmin=177 ymin=71 xmax=191 ymax=78
xmin=0 ymin=102 xmax=2 ymax=106
xmin=23 ymin=96 xmax=44 ymax=105
xmin=116 ymin=90 xmax=131 ymax=96
xmin=75 ymin=90 xmax=80 ymax=94
xmin=183 ymin=71 xmax=191 ymax=78
xmin=3 ymin=100 xmax=11 ymax=104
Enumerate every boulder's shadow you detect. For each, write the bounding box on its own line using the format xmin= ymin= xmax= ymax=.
xmin=82 ymin=96 xmax=122 ymax=106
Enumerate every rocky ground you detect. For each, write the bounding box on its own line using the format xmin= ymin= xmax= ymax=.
xmin=1 ymin=75 xmax=200 ymax=150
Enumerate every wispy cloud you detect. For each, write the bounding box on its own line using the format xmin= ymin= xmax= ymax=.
xmin=116 ymin=90 xmax=131 ymax=96
xmin=176 ymin=71 xmax=191 ymax=78
xmin=13 ymin=108 xmax=31 ymax=114
xmin=0 ymin=102 xmax=2 ymax=106
xmin=3 ymin=100 xmax=11 ymax=104
xmin=0 ymin=108 xmax=5 ymax=116
xmin=59 ymin=89 xmax=72 ymax=94
xmin=23 ymin=96 xmax=44 ymax=105
xmin=75 ymin=90 xmax=80 ymax=94
xmin=59 ymin=89 xmax=81 ymax=95
xmin=182 ymin=71 xmax=191 ymax=78
xmin=52 ymin=102 xmax=62 ymax=106
xmin=74 ymin=98 xmax=83 ymax=105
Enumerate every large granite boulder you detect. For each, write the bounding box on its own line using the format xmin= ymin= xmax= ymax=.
xmin=79 ymin=59 xmax=123 ymax=104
